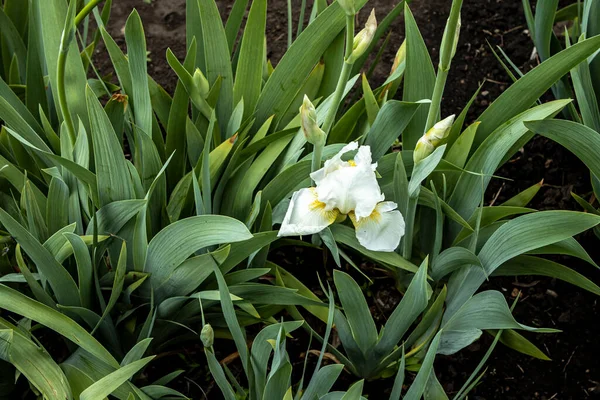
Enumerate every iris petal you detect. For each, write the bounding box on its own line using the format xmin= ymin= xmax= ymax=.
xmin=311 ymin=143 xmax=383 ymax=218
xmin=350 ymin=201 xmax=405 ymax=252
xmin=278 ymin=188 xmax=338 ymax=237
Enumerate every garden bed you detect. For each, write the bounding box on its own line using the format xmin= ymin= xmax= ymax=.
xmin=95 ymin=0 xmax=600 ymax=398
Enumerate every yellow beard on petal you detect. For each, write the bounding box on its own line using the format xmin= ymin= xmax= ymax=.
xmin=349 ymin=208 xmax=381 ymax=227
xmin=308 ymin=188 xmax=340 ymax=224
xmin=348 ymin=160 xmax=357 ymax=167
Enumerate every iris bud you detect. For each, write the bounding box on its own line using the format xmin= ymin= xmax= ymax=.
xmin=413 ymin=115 xmax=455 ymax=164
xmin=200 ymin=324 xmax=214 ymax=348
xmin=390 ymin=41 xmax=406 ymax=76
xmin=300 ymin=95 xmax=325 ymax=145
xmin=192 ymin=68 xmax=210 ymax=99
xmin=347 ymin=10 xmax=377 ymax=64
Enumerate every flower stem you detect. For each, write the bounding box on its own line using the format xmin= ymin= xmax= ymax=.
xmin=311 ymin=139 xmax=324 ymax=183
xmin=321 ymin=15 xmax=355 ymax=136
xmin=424 ymin=0 xmax=463 ymax=132
xmin=312 ymin=15 xmax=355 ymax=178
xmin=75 ymin=0 xmax=104 ymax=26
xmin=402 ymin=195 xmax=418 ymax=260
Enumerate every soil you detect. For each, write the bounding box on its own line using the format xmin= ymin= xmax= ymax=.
xmin=97 ymin=0 xmax=600 ymax=399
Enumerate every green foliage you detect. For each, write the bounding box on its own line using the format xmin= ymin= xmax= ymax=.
xmin=0 ymin=0 xmax=598 ymax=398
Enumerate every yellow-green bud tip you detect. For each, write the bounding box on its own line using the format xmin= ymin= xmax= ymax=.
xmin=200 ymin=324 xmax=214 ymax=348
xmin=347 ymin=9 xmax=377 ymax=64
xmin=390 ymin=41 xmax=406 ymax=75
xmin=414 ymin=115 xmax=455 ymax=164
xmin=192 ymin=68 xmax=210 ymax=99
xmin=427 ymin=114 xmax=455 ymax=144
xmin=300 ymin=95 xmax=325 ymax=145
xmin=413 ymin=137 xmax=435 ymax=164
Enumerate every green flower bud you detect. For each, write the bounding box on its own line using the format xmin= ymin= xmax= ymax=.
xmin=413 ymin=115 xmax=455 ymax=164
xmin=337 ymin=0 xmax=356 ymax=16
xmin=200 ymin=324 xmax=214 ymax=348
xmin=192 ymin=68 xmax=210 ymax=99
xmin=413 ymin=137 xmax=436 ymax=165
xmin=300 ymin=95 xmax=325 ymax=145
xmin=347 ymin=9 xmax=377 ymax=64
xmin=390 ymin=40 xmax=406 ymax=75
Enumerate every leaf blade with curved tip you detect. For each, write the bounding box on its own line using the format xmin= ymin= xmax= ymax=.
xmin=144 ymin=216 xmax=253 ymax=293
xmin=80 ymin=356 xmax=154 ymax=400
xmin=0 ymin=323 xmax=73 ymax=400
xmin=446 ymin=211 xmax=600 ymax=318
xmin=0 ymin=208 xmax=80 ymax=306
xmin=0 ymin=285 xmax=118 ymax=367
xmin=474 ymin=35 xmax=600 ymax=146
xmin=86 ymin=86 xmax=134 ymax=206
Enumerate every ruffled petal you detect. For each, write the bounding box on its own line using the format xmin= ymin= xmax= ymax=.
xmin=278 ymin=188 xmax=338 ymax=237
xmin=310 ymin=142 xmax=358 ymax=185
xmin=350 ymin=201 xmax=405 ymax=252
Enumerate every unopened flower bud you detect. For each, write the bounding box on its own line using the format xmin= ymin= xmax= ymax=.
xmin=337 ymin=0 xmax=355 ymax=16
xmin=413 ymin=115 xmax=455 ymax=164
xmin=192 ymin=68 xmax=210 ymax=99
xmin=347 ymin=9 xmax=377 ymax=64
xmin=390 ymin=41 xmax=406 ymax=75
xmin=200 ymin=324 xmax=214 ymax=348
xmin=440 ymin=16 xmax=461 ymax=69
xmin=300 ymin=95 xmax=325 ymax=145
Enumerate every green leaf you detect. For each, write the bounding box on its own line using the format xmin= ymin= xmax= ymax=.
xmin=446 ymin=211 xmax=600 ymax=317
xmin=262 ymin=160 xmax=311 ymax=209
xmin=333 ymin=270 xmax=378 ymax=353
xmin=224 ymin=0 xmax=249 ymax=50
xmin=0 ymin=285 xmax=118 ymax=367
xmin=570 ymin=38 xmax=600 ymax=133
xmin=409 ymin=145 xmax=446 ymax=197
xmin=373 ymin=258 xmax=430 ymax=358
xmin=500 ymin=180 xmax=543 ymax=207
xmin=125 ymin=10 xmax=152 ymax=136
xmin=448 ymin=100 xmax=570 ymax=236
xmin=231 ymin=134 xmax=293 ymax=219
xmin=37 ymin=0 xmax=89 ymax=129
xmin=233 ymin=0 xmax=266 ymax=119
xmin=121 ymin=338 xmax=153 ymax=366
xmin=213 ymin=263 xmax=249 ymax=375
xmin=525 ymin=119 xmax=600 ymax=180
xmin=80 ymin=357 xmax=154 ymax=400
xmin=97 ymin=241 xmax=127 ymax=331
xmin=488 ymin=329 xmax=550 ymax=361
xmin=474 ymin=35 xmax=600 ymax=146
xmin=402 ymin=4 xmax=435 ymax=150
xmin=254 ymin=0 xmax=368 ymax=125
xmin=63 ymin=233 xmax=94 ymax=309
xmin=431 ymin=247 xmax=481 ymax=281
xmin=330 ymin=224 xmax=419 ymax=273
xmin=362 ymin=75 xmax=380 ymax=126
xmin=403 ymin=331 xmax=442 ymax=400
xmin=440 ymin=291 xmax=557 ymax=355
xmin=300 ymin=364 xmax=344 ymax=400
xmin=0 ymin=208 xmax=80 ymax=306
xmin=0 ymin=323 xmax=73 ymax=400
xmin=205 ymin=349 xmax=236 ymax=400
xmin=364 ymin=100 xmax=422 ymax=160
xmin=493 ymin=255 xmax=600 ymax=296
xmin=86 ymin=86 xmax=134 ymax=206
xmin=144 ymin=216 xmax=253 ymax=290
xmin=198 ymin=0 xmax=234 ymax=127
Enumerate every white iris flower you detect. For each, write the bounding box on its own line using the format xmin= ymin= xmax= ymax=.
xmin=278 ymin=142 xmax=405 ymax=252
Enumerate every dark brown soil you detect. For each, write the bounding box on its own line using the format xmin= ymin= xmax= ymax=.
xmin=97 ymin=0 xmax=600 ymax=399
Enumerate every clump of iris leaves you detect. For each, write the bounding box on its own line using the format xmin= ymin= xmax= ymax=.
xmin=0 ymin=0 xmax=599 ymax=399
